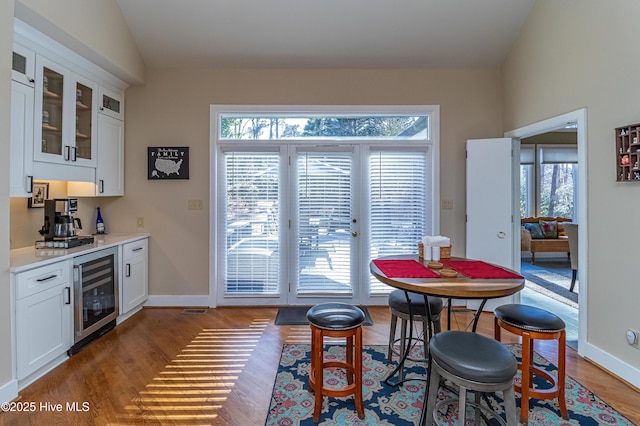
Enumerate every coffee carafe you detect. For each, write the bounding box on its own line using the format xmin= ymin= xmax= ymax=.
xmin=54 ymin=215 xmax=82 ymax=238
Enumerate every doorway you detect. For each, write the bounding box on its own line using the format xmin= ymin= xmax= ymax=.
xmin=505 ymin=109 xmax=586 ymax=354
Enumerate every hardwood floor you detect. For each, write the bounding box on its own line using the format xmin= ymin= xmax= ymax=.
xmin=2 ymin=306 xmax=639 ymax=425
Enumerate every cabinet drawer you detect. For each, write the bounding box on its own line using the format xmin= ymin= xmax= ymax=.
xmin=123 ymin=239 xmax=147 ymax=260
xmin=16 ymin=260 xmax=71 ymax=300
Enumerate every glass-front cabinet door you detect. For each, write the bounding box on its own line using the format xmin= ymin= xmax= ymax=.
xmin=98 ymin=86 xmax=124 ymax=121
xmin=35 ymin=56 xmax=66 ymax=161
xmin=33 ymin=55 xmax=97 ymax=167
xmin=73 ymin=74 xmax=97 ymax=164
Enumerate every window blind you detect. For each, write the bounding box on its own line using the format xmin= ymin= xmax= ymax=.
xmin=224 ymin=152 xmax=280 ymax=295
xmin=369 ymin=150 xmax=429 ymax=294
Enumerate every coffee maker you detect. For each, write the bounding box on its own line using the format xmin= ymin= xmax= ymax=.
xmin=37 ymin=198 xmax=94 ymax=249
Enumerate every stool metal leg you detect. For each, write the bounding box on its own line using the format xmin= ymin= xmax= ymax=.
xmin=387 ymin=313 xmax=398 ymax=363
xmin=399 ymin=318 xmax=407 ymax=381
xmin=424 ymin=361 xmax=441 ymax=426
xmin=503 ymin=385 xmax=518 ymax=425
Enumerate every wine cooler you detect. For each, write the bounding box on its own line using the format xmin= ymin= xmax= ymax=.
xmin=69 ymin=246 xmax=119 ymax=354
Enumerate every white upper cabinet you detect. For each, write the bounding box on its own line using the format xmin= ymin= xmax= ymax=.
xmin=33 ymin=56 xmax=97 ymax=168
xmin=14 ymin=19 xmax=127 ymax=187
xmin=68 ymin=114 xmax=124 ymax=197
xmin=73 ymin=73 xmax=99 ymax=166
xmin=10 ymin=80 xmax=35 ymax=197
xmin=98 ymin=86 xmax=124 ymax=121
xmin=12 ymin=42 xmax=35 ymax=87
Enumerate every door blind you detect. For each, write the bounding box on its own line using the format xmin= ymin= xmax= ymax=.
xmin=369 ymin=150 xmax=429 ymax=294
xmin=224 ymin=152 xmax=280 ymax=294
xmin=296 ymin=152 xmax=353 ymax=295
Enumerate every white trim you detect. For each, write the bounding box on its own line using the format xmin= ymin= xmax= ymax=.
xmin=0 ymin=379 xmax=19 ymax=405
xmin=506 ymin=109 xmax=591 ymax=355
xmin=580 ymin=341 xmax=640 ymax=390
xmin=14 ymin=19 xmax=128 ymax=92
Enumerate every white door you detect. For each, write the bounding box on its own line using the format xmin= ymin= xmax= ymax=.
xmin=291 ymin=146 xmax=359 ymax=304
xmin=466 ymin=138 xmax=521 ymax=311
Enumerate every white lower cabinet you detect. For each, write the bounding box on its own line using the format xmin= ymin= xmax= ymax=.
xmin=15 ymin=260 xmax=72 ymax=381
xmin=120 ymin=239 xmax=148 ymax=316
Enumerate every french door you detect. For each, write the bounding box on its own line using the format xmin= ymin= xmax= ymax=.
xmin=217 ymin=144 xmax=436 ymax=306
xmin=290 ymin=146 xmax=360 ymax=304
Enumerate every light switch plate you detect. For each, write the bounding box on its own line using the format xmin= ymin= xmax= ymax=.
xmin=441 ymin=199 xmax=454 ymax=210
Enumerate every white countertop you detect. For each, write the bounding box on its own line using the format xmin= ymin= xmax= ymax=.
xmin=10 ymin=233 xmax=150 ymax=273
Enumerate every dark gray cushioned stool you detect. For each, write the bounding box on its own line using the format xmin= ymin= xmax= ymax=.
xmin=387 ymin=290 xmax=443 ymax=381
xmin=307 ymin=303 xmax=365 ymax=423
xmin=494 ymin=304 xmax=569 ymax=423
xmin=425 ymin=331 xmax=518 ymax=426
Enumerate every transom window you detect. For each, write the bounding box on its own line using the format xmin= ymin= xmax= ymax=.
xmin=219 ymin=114 xmax=429 ymax=140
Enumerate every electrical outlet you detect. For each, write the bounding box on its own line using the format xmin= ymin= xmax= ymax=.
xmin=441 ymin=199 xmax=454 ymax=210
xmin=627 ymin=329 xmax=640 ymax=349
xmin=136 ymin=217 xmax=144 ymax=227
xmin=188 ymin=199 xmax=203 ymax=210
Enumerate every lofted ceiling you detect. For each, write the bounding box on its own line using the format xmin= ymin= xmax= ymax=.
xmin=115 ymin=0 xmax=536 ymax=69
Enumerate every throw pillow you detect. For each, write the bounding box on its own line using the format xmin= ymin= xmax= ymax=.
xmin=523 ymin=222 xmax=544 ymax=239
xmin=557 ymin=222 xmax=567 ymax=237
xmin=539 ymin=220 xmax=558 ymax=238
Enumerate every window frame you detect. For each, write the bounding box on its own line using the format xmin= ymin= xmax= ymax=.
xmin=519 ymin=143 xmax=578 ymax=221
xmin=210 ymin=105 xmax=440 ymax=307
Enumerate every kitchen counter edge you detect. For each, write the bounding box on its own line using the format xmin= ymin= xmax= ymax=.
xmin=10 ymin=233 xmax=151 ymax=273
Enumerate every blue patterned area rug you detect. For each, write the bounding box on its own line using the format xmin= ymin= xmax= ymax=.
xmin=265 ymin=344 xmax=634 ymax=425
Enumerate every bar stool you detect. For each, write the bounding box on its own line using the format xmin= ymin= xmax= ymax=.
xmin=425 ymin=331 xmax=518 ymax=426
xmin=306 ymin=303 xmax=365 ymax=423
xmin=387 ymin=290 xmax=443 ymax=381
xmin=494 ymin=304 xmax=569 ymax=423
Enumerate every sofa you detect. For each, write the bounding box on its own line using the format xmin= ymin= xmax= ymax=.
xmin=521 ymin=217 xmax=572 ymax=263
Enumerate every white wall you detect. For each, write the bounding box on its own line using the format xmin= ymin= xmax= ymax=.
xmin=503 ymin=0 xmax=640 ymax=386
xmin=0 ymin=0 xmax=15 ymax=398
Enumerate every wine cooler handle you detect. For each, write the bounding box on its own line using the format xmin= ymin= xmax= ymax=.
xmin=74 ymin=264 xmax=83 ymax=335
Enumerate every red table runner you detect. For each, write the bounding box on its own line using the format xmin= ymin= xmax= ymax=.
xmin=441 ymin=260 xmax=523 ymax=279
xmin=373 ymin=259 xmax=440 ymax=278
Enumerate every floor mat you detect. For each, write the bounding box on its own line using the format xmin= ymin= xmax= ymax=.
xmin=275 ymin=305 xmax=374 ymax=326
xmin=521 ymin=259 xmax=578 ymax=308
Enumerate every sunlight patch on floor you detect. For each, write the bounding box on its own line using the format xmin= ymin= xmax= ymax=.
xmin=114 ymin=319 xmax=267 ymax=424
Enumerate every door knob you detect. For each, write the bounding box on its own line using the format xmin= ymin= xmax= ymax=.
xmin=497 ymin=231 xmax=506 ymax=239
xmin=351 ymin=231 xmax=358 ymax=237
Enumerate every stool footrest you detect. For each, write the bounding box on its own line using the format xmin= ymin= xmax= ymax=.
xmin=434 ymin=398 xmax=508 ymax=426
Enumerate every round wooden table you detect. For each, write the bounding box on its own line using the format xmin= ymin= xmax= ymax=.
xmin=370 ymin=254 xmax=524 ymax=301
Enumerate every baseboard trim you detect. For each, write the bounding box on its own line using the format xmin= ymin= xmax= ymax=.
xmin=581 ymin=340 xmax=640 ymax=390
xmin=145 ymin=295 xmax=210 ymax=308
xmin=0 ymin=378 xmax=18 ymax=404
